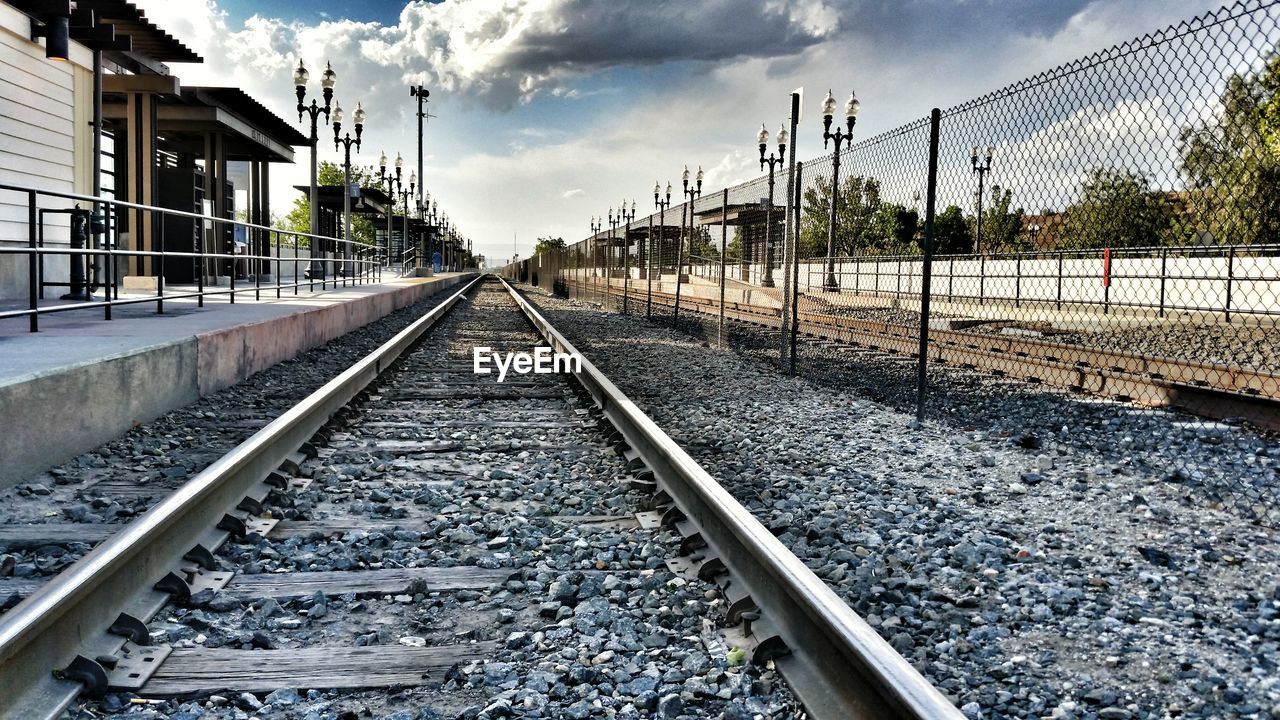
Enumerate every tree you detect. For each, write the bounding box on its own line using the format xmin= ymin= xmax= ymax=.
xmin=533 ymin=236 xmax=567 ymax=256
xmin=932 ymin=205 xmax=973 ymax=255
xmin=798 ymin=174 xmax=882 ymax=257
xmin=274 ymin=161 xmax=379 ymax=248
xmin=974 ymin=184 xmax=1025 ymax=253
xmin=866 ymin=203 xmax=920 ymax=253
xmin=1059 ymin=168 xmax=1173 ymax=249
xmin=1179 ymin=53 xmax=1280 ymax=245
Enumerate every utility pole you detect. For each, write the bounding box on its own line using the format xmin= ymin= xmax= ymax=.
xmin=411 ymin=85 xmax=429 ymax=213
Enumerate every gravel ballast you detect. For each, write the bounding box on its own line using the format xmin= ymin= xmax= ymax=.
xmin=57 ymin=281 xmax=801 ymax=720
xmin=1 ymin=282 xmax=467 ymax=607
xmin=527 ymin=286 xmax=1280 ymax=720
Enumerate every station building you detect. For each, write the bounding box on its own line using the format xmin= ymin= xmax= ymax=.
xmin=0 ymin=1 xmax=307 ymax=301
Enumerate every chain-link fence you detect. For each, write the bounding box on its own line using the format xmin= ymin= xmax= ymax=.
xmin=505 ymin=0 xmax=1280 ymax=525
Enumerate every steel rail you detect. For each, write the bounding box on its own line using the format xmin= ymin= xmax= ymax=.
xmin=498 ymin=277 xmax=962 ymax=720
xmin=0 ymin=274 xmax=482 ymax=720
xmin=588 ymin=280 xmax=1280 ymax=431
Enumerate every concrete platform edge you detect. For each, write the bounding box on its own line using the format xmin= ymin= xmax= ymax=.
xmin=0 ymin=274 xmax=473 ymax=489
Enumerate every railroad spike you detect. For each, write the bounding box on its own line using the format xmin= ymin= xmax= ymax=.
xmin=237 ymin=496 xmax=264 ymax=515
xmin=60 ymin=655 xmax=109 ymax=698
xmin=107 ymin=612 xmax=150 ymax=645
xmin=217 ymin=513 xmax=249 ymax=538
xmin=183 ymin=543 xmax=216 ymax=571
xmin=154 ymin=571 xmax=193 ymax=603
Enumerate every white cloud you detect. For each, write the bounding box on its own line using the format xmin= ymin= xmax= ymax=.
xmin=128 ymin=0 xmax=1243 ymax=261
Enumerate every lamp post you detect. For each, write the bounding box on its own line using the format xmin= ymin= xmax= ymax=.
xmin=820 ymin=89 xmax=860 ymax=292
xmin=608 ymin=206 xmax=621 ymax=281
xmin=617 ymin=200 xmax=636 ymax=313
xmin=294 ymin=60 xmax=335 ymax=280
xmin=652 ymin=181 xmax=672 ymax=319
xmin=377 ymin=151 xmax=397 ymax=265
xmin=676 ymin=166 xmax=703 ymax=323
xmin=332 ymin=100 xmax=365 ymax=284
xmin=971 ymin=144 xmax=993 ymax=255
xmin=757 ymin=123 xmax=788 ymax=287
xmin=590 ymin=215 xmax=603 ymax=301
xmin=401 ymin=172 xmax=416 ymax=270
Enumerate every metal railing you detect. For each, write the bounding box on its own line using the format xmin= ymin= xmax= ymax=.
xmin=0 ymin=182 xmax=383 ymax=332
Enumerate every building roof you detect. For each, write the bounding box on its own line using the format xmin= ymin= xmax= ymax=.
xmin=183 ymin=87 xmax=309 ymax=148
xmin=77 ymin=0 xmax=202 ymax=64
xmin=7 ymin=0 xmax=203 ymax=67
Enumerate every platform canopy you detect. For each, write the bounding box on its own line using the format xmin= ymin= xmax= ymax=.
xmin=106 ymin=86 xmax=308 ymax=163
xmin=692 ymin=202 xmax=785 ymax=227
xmin=8 ymin=0 xmax=203 ymax=72
xmin=293 ymin=185 xmax=394 ymax=217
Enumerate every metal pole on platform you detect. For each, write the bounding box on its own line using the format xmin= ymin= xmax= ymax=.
xmin=779 ymin=91 xmax=800 ymax=369
xmin=719 ymin=188 xmax=728 ymax=347
xmin=915 ymin=109 xmax=941 ymax=425
xmin=789 ymin=161 xmax=804 ymax=376
xmin=294 ymin=60 xmax=335 ymax=284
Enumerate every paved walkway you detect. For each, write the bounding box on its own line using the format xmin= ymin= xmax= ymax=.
xmin=0 ymin=274 xmax=465 ymax=384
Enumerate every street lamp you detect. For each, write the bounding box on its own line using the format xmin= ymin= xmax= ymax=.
xmin=294 ymin=60 xmax=335 ymax=238
xmin=757 ymin=122 xmax=788 ymax=287
xmin=820 ymin=89 xmax=860 ymax=292
xmin=332 ymin=100 xmax=365 ymax=283
xmin=651 ymin=181 xmax=672 ymax=318
xmin=676 ymin=166 xmax=703 ymax=323
xmin=379 ymin=152 xmax=405 ymax=266
xmin=680 ymin=165 xmax=703 ymax=272
xmin=400 ymin=171 xmax=416 ymax=270
xmin=616 ymin=200 xmax=637 ymax=313
xmin=971 ymin=144 xmax=994 ymax=254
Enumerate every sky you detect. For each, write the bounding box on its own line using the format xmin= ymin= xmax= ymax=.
xmin=132 ymin=0 xmax=1233 ymax=265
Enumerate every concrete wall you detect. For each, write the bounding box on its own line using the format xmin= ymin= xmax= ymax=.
xmin=669 ymin=253 xmax=1280 ymax=318
xmin=0 ymin=274 xmax=473 ymax=488
xmin=793 ymin=255 xmax=1280 ymax=316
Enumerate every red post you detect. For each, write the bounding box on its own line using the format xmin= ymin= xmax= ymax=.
xmin=1102 ymin=247 xmax=1111 ymax=287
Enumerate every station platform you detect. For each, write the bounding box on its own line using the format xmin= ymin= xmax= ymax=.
xmin=0 ymin=272 xmax=474 ymax=488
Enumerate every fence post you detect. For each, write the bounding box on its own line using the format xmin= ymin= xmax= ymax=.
xmin=156 ymin=211 xmax=165 ymax=315
xmin=915 ymin=109 xmax=941 ymax=425
xmin=789 ymin=161 xmax=804 ymax=377
xmin=104 ymin=204 xmax=115 ymax=320
xmin=623 ymin=223 xmax=631 ymax=316
xmin=978 ymin=254 xmax=986 ymax=305
xmin=1015 ymin=254 xmax=1022 ymax=308
xmin=779 ymin=91 xmax=801 ymax=370
xmin=1159 ymin=247 xmax=1167 ymax=318
xmin=27 ymin=190 xmax=37 ymax=332
xmin=647 ymin=213 xmax=654 ymax=318
xmin=275 ymin=231 xmax=282 ymax=300
xmin=719 ymin=189 xmax=728 ymax=348
xmin=1056 ymin=252 xmax=1063 ymax=310
xmin=1225 ymin=249 xmax=1234 ymax=322
xmin=673 ymin=201 xmax=688 ymax=327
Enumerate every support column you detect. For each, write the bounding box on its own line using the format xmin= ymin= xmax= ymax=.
xmin=215 ymin=131 xmax=229 ymax=277
xmin=261 ymin=162 xmax=271 ymax=276
xmin=124 ymin=91 xmax=157 ymax=278
xmin=202 ymin=132 xmax=216 ymax=283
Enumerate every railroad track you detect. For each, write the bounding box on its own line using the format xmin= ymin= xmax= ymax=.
xmin=0 ymin=276 xmax=958 ymax=720
xmin=585 ymin=281 xmax=1280 ymax=431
